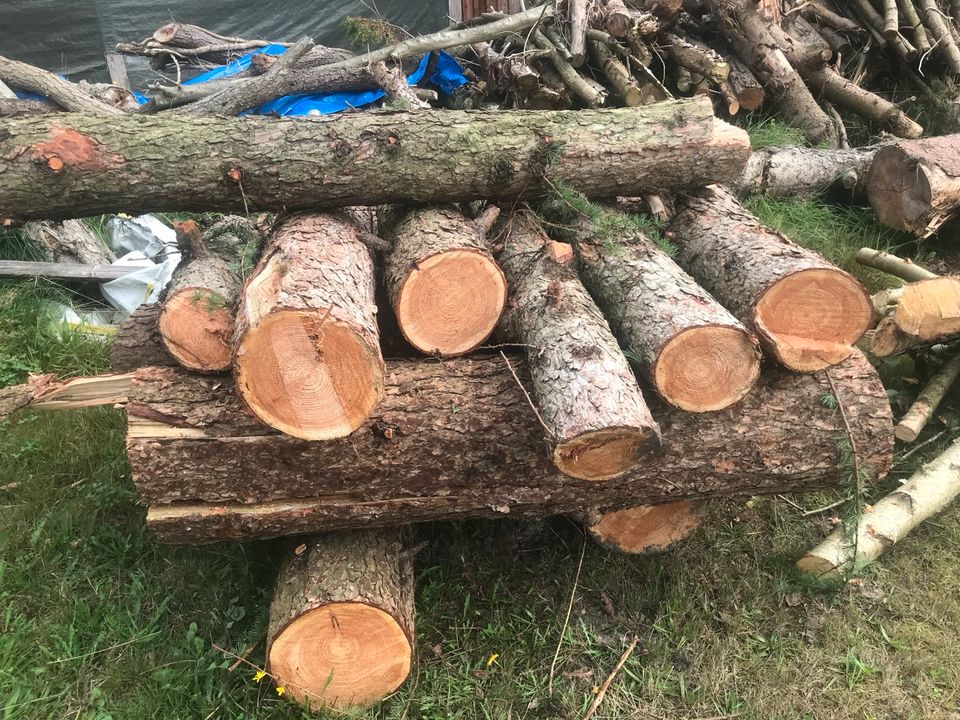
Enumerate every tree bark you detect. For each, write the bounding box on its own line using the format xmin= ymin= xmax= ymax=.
xmin=233 ymin=212 xmax=384 ymax=440
xmin=0 ymin=54 xmax=122 ymax=114
xmin=383 ymin=206 xmax=506 ymax=356
xmin=670 ymin=186 xmax=872 ymax=372
xmin=917 ymin=0 xmax=960 ymax=73
xmin=579 ymin=500 xmax=704 ymax=553
xmin=495 ymin=210 xmax=660 ymax=480
xmin=661 ymin=32 xmax=730 ymax=85
xmin=22 ymin=219 xmax=114 ymax=265
xmin=723 ymin=52 xmax=764 ymax=111
xmin=0 ymin=98 xmax=60 ymax=116
xmin=895 ymin=353 xmax=960 ymax=442
xmin=798 ymin=438 xmax=960 ymax=579
xmin=732 ymin=146 xmax=880 ymax=197
xmin=867 ymin=135 xmax=960 ymax=236
xmin=855 ymin=247 xmax=936 ymax=283
xmin=267 ymin=530 xmax=414 ymax=709
xmin=110 ymin=304 xmax=174 ymax=372
xmin=123 ymin=351 xmax=894 ymax=543
xmin=558 ymin=207 xmax=761 ymax=411
xmin=589 ymin=39 xmax=643 ymax=106
xmin=0 ymin=98 xmax=751 ymax=223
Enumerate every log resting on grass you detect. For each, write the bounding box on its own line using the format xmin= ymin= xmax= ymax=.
xmin=0 ymin=98 xmax=751 ymax=222
xmin=895 ymin=354 xmax=960 ymax=442
xmin=579 ymin=500 xmax=704 ymax=554
xmin=268 ymin=530 xmax=414 ymax=709
xmin=867 ymin=135 xmax=960 ymax=236
xmin=670 ymin=186 xmax=872 ymax=372
xmin=496 ymin=210 xmax=660 ymax=480
xmin=126 ymin=351 xmax=894 ymax=543
xmin=732 ymin=146 xmax=880 ymax=197
xmin=233 ymin=213 xmax=384 ymax=440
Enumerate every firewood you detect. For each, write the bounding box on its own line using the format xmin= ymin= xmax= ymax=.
xmin=567 ymin=0 xmax=590 ymax=66
xmin=798 ymin=438 xmax=960 ymax=578
xmin=383 ymin=206 xmax=506 ymax=356
xmin=21 ymin=219 xmax=114 ymax=266
xmin=895 ymin=354 xmax=960 ymax=442
xmin=0 ymin=54 xmax=121 ymax=114
xmin=579 ymin=500 xmax=704 ymax=553
xmin=917 ymin=0 xmax=960 ymax=73
xmin=267 ymin=530 xmax=414 ymax=709
xmin=733 ymin=146 xmax=880 ymax=197
xmin=159 ymin=217 xmax=262 ymax=372
xmin=798 ymin=0 xmax=865 ymax=32
xmin=670 ymin=186 xmax=872 ymax=372
xmin=589 ymin=39 xmax=643 ymax=105
xmin=496 ymin=210 xmax=660 ymax=480
xmin=555 ymin=205 xmax=761 ymax=411
xmin=890 ymin=277 xmax=960 ymax=342
xmin=661 ymin=32 xmax=730 ymax=85
xmin=233 ymin=213 xmax=384 ymax=440
xmin=533 ymin=29 xmax=607 ymax=106
xmin=723 ymin=52 xmax=765 ymax=111
xmin=603 ymin=0 xmax=660 ymax=37
xmin=896 ymin=0 xmax=933 ymax=54
xmin=0 ymin=99 xmax=750 ymax=223
xmin=867 ymin=135 xmax=960 ymax=236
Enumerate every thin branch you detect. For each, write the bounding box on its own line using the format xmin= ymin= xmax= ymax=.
xmin=548 ymin=532 xmax=586 ymax=695
xmin=583 ymin=636 xmax=639 ymax=720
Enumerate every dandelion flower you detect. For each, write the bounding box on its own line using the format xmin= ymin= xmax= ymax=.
xmin=486 ymin=653 xmax=499 ymax=667
xmin=276 ymin=686 xmax=286 ymax=697
xmin=253 ymin=670 xmax=266 ymax=683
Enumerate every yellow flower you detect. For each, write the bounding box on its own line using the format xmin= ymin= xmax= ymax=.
xmin=253 ymin=670 xmax=266 ymax=683
xmin=486 ymin=653 xmax=499 ymax=667
xmin=592 ymin=686 xmax=600 ymax=695
xmin=276 ymin=686 xmax=285 ymax=697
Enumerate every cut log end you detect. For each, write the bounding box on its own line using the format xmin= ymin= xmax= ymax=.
xmin=587 ymin=500 xmax=703 ymax=553
xmin=755 ymin=268 xmax=871 ymax=372
xmin=867 ymin=146 xmax=931 ymax=232
xmin=737 ymin=87 xmax=765 ymax=111
xmin=552 ymin=426 xmax=657 ymax=481
xmin=158 ymin=289 xmax=233 ymax=372
xmin=794 ymin=552 xmax=841 ymax=579
xmin=268 ymin=601 xmax=412 ymax=708
xmin=235 ymin=310 xmax=384 ymax=440
xmin=395 ymin=249 xmax=506 ymax=356
xmin=653 ymin=325 xmax=761 ymax=412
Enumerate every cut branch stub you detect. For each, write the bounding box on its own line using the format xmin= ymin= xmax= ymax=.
xmin=384 ymin=206 xmax=506 ymax=356
xmin=234 ymin=212 xmax=384 ymax=440
xmin=580 ymin=500 xmax=704 ymax=553
xmin=670 ymin=186 xmax=872 ymax=373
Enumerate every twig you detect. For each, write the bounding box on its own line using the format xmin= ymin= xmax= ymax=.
xmin=547 ymin=532 xmax=586 ymax=695
xmin=500 ymin=350 xmax=557 ymax=441
xmin=227 ymin=639 xmax=261 ymax=671
xmin=896 ymin=428 xmax=947 ymax=463
xmin=583 ymin=636 xmax=639 ymax=720
xmin=211 ymin=642 xmax=265 ymax=674
xmin=801 ymin=495 xmax=853 ymax=516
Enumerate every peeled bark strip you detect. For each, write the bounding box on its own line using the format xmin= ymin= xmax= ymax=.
xmin=867 ymin=135 xmax=960 ymax=236
xmin=733 ymin=146 xmax=880 ymax=198
xmin=125 ymin=352 xmax=893 ymax=542
xmin=383 ymin=207 xmax=506 ymax=356
xmin=267 ymin=530 xmax=414 ymax=709
xmin=110 ymin=304 xmax=175 ymax=372
xmin=22 ymin=219 xmax=114 ymax=265
xmin=233 ymin=213 xmax=384 ymax=440
xmin=496 ymin=211 xmax=660 ymax=480
xmin=580 ymin=500 xmax=704 ymax=553
xmin=160 ymin=217 xmax=262 ymax=372
xmin=0 ymin=99 xmax=750 ymax=223
xmin=798 ymin=438 xmax=960 ymax=579
xmin=564 ymin=208 xmax=761 ymax=411
xmin=895 ymin=354 xmax=960 ymax=442
xmin=670 ymin=186 xmax=872 ymax=372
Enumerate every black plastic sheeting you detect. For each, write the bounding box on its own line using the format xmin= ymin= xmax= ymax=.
xmin=6 ymin=0 xmax=445 ymax=86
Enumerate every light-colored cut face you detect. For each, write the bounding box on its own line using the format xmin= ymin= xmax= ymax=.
xmin=553 ymin=427 xmax=652 ymax=481
xmin=654 ymin=326 xmax=760 ymax=412
xmin=396 ymin=249 xmax=506 ymax=356
xmin=269 ymin=602 xmax=411 ymax=709
xmin=159 ymin=289 xmax=233 ymax=371
xmin=235 ymin=310 xmax=383 ymax=440
xmin=867 ymin=146 xmax=932 ymax=230
xmin=755 ymin=268 xmax=872 ymax=372
xmin=590 ymin=501 xmax=701 ymax=554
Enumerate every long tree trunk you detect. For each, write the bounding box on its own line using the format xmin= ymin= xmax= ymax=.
xmin=0 ymin=98 xmax=751 ymax=222
xmin=578 ymin=500 xmax=704 ymax=553
xmin=267 ymin=530 xmax=414 ymax=709
xmin=123 ymin=352 xmax=893 ymax=543
xmin=383 ymin=206 xmax=506 ymax=356
xmin=233 ymin=213 xmax=384 ymax=440
xmin=867 ymin=135 xmax=960 ymax=236
xmin=495 ymin=210 xmax=660 ymax=480
xmin=561 ymin=206 xmax=761 ymax=410
xmin=669 ymin=186 xmax=872 ymax=372
xmin=732 ymin=146 xmax=880 ymax=197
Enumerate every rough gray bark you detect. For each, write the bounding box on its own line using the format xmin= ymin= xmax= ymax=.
xmin=0 ymin=98 xmax=59 ymax=116
xmin=733 ymin=146 xmax=880 ymax=197
xmin=124 ymin=352 xmax=893 ymax=543
xmin=0 ymin=54 xmax=122 ymax=114
xmin=589 ymin=39 xmax=642 ymax=106
xmin=109 ymin=304 xmax=174 ymax=372
xmin=0 ymin=98 xmax=751 ymax=223
xmin=495 ymin=210 xmax=660 ymax=480
xmin=267 ymin=530 xmax=414 ymax=709
xmin=22 ymin=219 xmax=114 ymax=265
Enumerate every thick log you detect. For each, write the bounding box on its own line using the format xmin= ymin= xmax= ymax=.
xmin=125 ymin=351 xmax=894 ymax=543
xmin=579 ymin=500 xmax=704 ymax=553
xmin=233 ymin=213 xmax=384 ymax=440
xmin=561 ymin=207 xmax=761 ymax=411
xmin=383 ymin=207 xmax=506 ymax=356
xmin=159 ymin=217 xmax=261 ymax=372
xmin=110 ymin=305 xmax=174 ymax=372
xmin=0 ymin=99 xmax=751 ymax=223
xmin=867 ymin=135 xmax=960 ymax=236
xmin=267 ymin=530 xmax=414 ymax=709
xmin=732 ymin=146 xmax=880 ymax=197
xmin=670 ymin=186 xmax=872 ymax=372
xmin=22 ymin=219 xmax=114 ymax=265
xmin=496 ymin=211 xmax=660 ymax=480
xmin=0 ymin=98 xmax=60 ymax=116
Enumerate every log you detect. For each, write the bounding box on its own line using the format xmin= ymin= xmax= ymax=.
xmin=159 ymin=217 xmax=262 ymax=372
xmin=895 ymin=353 xmax=960 ymax=442
xmin=589 ymin=39 xmax=642 ymax=106
xmin=580 ymin=500 xmax=704 ymax=553
xmin=0 ymin=54 xmax=122 ymax=115
xmin=867 ymin=135 xmax=960 ymax=236
xmin=724 ymin=53 xmax=764 ymax=111
xmin=560 ymin=206 xmax=761 ymax=411
xmin=0 ymin=98 xmax=60 ymax=116
xmin=669 ymin=186 xmax=872 ymax=372
xmin=533 ymin=30 xmax=606 ymax=106
xmin=855 ymin=247 xmax=936 ymax=283
xmin=124 ymin=351 xmax=894 ymax=543
xmin=568 ymin=0 xmax=589 ymax=65
xmin=661 ymin=32 xmax=730 ymax=85
xmin=22 ymin=219 xmax=114 ymax=265
xmin=604 ymin=0 xmax=660 ymax=37
xmin=267 ymin=530 xmax=414 ymax=709
xmin=798 ymin=438 xmax=960 ymax=579
xmin=917 ymin=0 xmax=960 ymax=73
xmin=233 ymin=213 xmax=384 ymax=440
xmin=890 ymin=276 xmax=960 ymax=342
xmin=0 ymin=261 xmax=150 ymax=282
xmin=732 ymin=146 xmax=880 ymax=197
xmin=110 ymin=305 xmax=174 ymax=372
xmin=383 ymin=207 xmax=506 ymax=356
xmin=0 ymin=99 xmax=751 ymax=223
xmin=495 ymin=210 xmax=660 ymax=480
